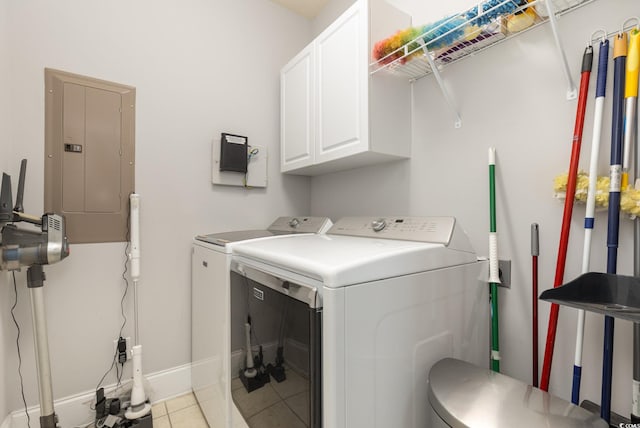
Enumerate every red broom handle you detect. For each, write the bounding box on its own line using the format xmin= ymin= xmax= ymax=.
xmin=532 ymin=223 xmax=539 ymax=388
xmin=540 ymin=46 xmax=593 ymax=391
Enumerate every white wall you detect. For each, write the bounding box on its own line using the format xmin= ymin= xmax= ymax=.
xmin=312 ymin=0 xmax=354 ymax=36
xmin=0 ymin=0 xmax=11 ymax=421
xmin=1 ymin=0 xmax=311 ymax=418
xmin=311 ymin=0 xmax=639 ymax=418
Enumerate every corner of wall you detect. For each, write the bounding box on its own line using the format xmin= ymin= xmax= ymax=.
xmin=311 ymin=0 xmax=357 ymax=37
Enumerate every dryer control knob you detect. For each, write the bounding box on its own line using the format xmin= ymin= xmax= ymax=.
xmin=371 ymin=219 xmax=387 ymax=232
xmin=289 ymin=218 xmax=300 ymax=228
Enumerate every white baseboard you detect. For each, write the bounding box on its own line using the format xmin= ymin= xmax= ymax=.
xmin=9 ymin=363 xmax=191 ymax=428
xmin=1 ymin=414 xmax=11 ymax=428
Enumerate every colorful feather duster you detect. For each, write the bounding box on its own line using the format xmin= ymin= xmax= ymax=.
xmin=372 ymin=0 xmax=526 ymax=66
xmin=372 ymin=26 xmax=423 ymax=65
xmin=420 ymin=14 xmax=467 ymax=50
xmin=465 ymin=0 xmax=527 ymax=26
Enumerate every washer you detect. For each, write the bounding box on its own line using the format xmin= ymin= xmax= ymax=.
xmin=191 ymin=216 xmax=333 ymax=428
xmin=229 ymin=216 xmax=490 ymax=428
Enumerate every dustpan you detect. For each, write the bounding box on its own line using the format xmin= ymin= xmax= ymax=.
xmin=539 ymin=272 xmax=640 ymax=322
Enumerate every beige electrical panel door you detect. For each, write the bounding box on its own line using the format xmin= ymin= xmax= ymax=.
xmin=45 ymin=68 xmax=135 ymax=244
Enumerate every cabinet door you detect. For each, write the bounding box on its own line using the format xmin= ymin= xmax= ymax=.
xmin=315 ymin=0 xmax=368 ymax=164
xmin=281 ymin=43 xmax=315 ymax=172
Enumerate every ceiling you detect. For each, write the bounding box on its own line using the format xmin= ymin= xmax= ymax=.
xmin=269 ymin=0 xmax=330 ymax=18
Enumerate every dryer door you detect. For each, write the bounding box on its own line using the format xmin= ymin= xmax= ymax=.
xmin=229 ymin=267 xmax=322 ymax=428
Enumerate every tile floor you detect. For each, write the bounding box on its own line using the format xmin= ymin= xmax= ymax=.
xmin=151 ymin=366 xmax=310 ymax=428
xmin=152 ymin=392 xmax=208 ymax=428
xmin=231 ymin=366 xmax=309 ymax=428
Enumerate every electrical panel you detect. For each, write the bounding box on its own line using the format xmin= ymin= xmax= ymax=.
xmin=44 ymin=68 xmax=135 ymax=244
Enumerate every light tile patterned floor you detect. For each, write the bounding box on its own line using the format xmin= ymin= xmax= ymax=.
xmin=152 ymin=392 xmax=208 ymax=428
xmin=231 ymin=366 xmax=309 ymax=427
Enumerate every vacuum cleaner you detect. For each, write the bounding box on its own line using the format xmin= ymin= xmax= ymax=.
xmin=123 ymin=193 xmax=152 ymax=426
xmin=0 ymin=159 xmax=70 ymax=428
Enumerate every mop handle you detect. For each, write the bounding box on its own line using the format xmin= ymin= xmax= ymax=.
xmin=489 ymin=147 xmax=500 ymax=373
xmin=622 ymin=30 xmax=640 ymax=190
xmin=489 ymin=148 xmax=499 ymax=283
xmin=601 ymin=33 xmax=628 ymax=424
xmin=531 ymin=223 xmax=539 ymax=387
xmin=630 ymin=27 xmax=640 ymax=425
xmin=608 ymin=34 xmax=628 ymax=266
xmin=572 ymin=39 xmax=609 ymax=406
xmin=540 ymin=44 xmax=593 ymax=392
xmin=626 ymin=30 xmax=639 ymax=98
xmin=555 ymin=44 xmax=593 ymax=285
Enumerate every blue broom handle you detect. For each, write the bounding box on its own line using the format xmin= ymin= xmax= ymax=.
xmin=602 ymin=33 xmax=627 ymax=423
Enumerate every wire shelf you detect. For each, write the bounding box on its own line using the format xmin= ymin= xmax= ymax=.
xmin=369 ymin=0 xmax=592 ymax=81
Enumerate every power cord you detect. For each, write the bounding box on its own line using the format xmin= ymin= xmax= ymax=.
xmin=243 ymin=147 xmax=260 ymax=188
xmin=11 ymin=271 xmax=31 ymax=428
xmin=95 ymin=203 xmax=131 ymax=393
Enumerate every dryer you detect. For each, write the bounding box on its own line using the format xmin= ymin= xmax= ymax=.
xmin=191 ymin=216 xmax=333 ymax=428
xmin=229 ymin=216 xmax=490 ymax=428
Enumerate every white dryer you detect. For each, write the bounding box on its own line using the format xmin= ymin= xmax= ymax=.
xmin=229 ymin=216 xmax=490 ymax=428
xmin=191 ymin=216 xmax=333 ymax=428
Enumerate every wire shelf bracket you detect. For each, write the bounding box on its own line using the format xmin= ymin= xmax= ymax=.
xmin=544 ymin=0 xmax=578 ymax=100
xmin=418 ymin=39 xmax=463 ymax=128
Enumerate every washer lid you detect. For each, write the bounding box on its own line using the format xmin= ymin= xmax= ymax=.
xmin=194 ymin=216 xmax=333 ymax=247
xmin=195 ymin=230 xmax=279 ymax=247
xmin=428 ymin=359 xmax=608 ymax=428
xmin=231 ymin=233 xmax=477 ymax=288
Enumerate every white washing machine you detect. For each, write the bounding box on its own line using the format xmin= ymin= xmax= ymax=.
xmin=191 ymin=216 xmax=333 ymax=428
xmin=229 ymin=216 xmax=490 ymax=428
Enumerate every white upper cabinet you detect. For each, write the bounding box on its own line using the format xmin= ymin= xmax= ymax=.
xmin=281 ymin=43 xmax=315 ymax=172
xmin=280 ymin=0 xmax=412 ymax=176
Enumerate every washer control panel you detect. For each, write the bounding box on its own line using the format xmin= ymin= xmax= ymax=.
xmin=328 ymin=216 xmax=456 ymax=244
xmin=268 ymin=216 xmax=333 ymax=234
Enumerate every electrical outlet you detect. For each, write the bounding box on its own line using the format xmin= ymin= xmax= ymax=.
xmin=498 ymin=259 xmax=511 ymax=289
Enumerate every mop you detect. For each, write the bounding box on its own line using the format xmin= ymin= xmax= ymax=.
xmin=124 ymin=193 xmax=152 ymax=420
xmin=626 ymin=26 xmax=640 ymax=423
xmin=488 ymin=147 xmax=501 ymax=372
xmin=540 ymin=44 xmax=593 ymax=392
xmin=600 ymin=32 xmax=627 ymax=424
xmin=571 ymin=36 xmax=609 ymax=405
xmin=531 ymin=223 xmax=539 ymax=387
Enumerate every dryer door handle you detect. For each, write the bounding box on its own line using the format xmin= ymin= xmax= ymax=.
xmin=231 ymin=261 xmax=320 ymax=308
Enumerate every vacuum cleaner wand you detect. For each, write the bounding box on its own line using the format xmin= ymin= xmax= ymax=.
xmin=124 ymin=193 xmax=152 ymax=421
xmin=0 ymin=159 xmax=69 ymax=428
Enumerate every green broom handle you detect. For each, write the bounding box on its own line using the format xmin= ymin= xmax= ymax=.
xmin=489 ymin=147 xmax=500 ymax=372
